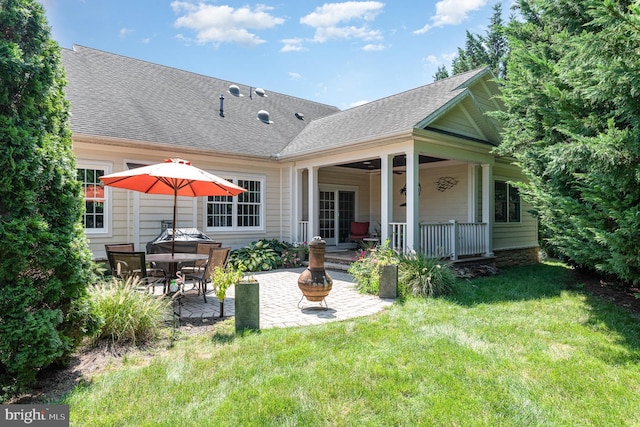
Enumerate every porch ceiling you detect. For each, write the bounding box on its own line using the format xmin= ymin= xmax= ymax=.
xmin=338 ymin=155 xmax=443 ymax=172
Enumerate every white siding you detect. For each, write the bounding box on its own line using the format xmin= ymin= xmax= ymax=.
xmin=74 ymin=140 xmax=293 ymax=259
xmin=492 ymin=162 xmax=538 ymax=251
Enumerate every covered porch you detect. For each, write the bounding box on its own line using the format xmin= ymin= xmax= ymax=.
xmin=292 ymin=138 xmax=496 ymax=261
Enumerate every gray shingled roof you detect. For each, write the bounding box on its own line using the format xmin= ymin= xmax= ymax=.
xmin=62 ymin=46 xmax=489 ymax=159
xmin=279 ymin=67 xmax=490 ymax=157
xmin=61 ymin=45 xmax=340 ymax=158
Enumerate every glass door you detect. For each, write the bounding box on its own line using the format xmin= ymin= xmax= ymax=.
xmin=319 ymin=189 xmax=356 ymax=246
xmin=319 ymin=190 xmax=335 ymax=245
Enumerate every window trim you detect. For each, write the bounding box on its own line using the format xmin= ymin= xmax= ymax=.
xmin=205 ymin=175 xmax=265 ymax=232
xmin=494 ymin=179 xmax=521 ymax=224
xmin=77 ymin=161 xmax=111 ymax=236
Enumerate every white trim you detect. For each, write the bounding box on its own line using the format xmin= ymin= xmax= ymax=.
xmin=467 ymin=164 xmax=478 ymax=223
xmin=481 ymin=163 xmax=493 ymax=256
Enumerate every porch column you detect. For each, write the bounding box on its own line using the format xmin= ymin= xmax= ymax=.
xmin=468 ymin=164 xmax=478 ymax=222
xmin=293 ymin=167 xmax=303 ymax=242
xmin=481 ymin=163 xmax=494 ymax=256
xmin=406 ymin=149 xmax=419 ymax=253
xmin=308 ymin=166 xmax=319 ymax=238
xmin=380 ymin=154 xmax=394 ymax=244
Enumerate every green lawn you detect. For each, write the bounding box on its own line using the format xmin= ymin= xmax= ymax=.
xmin=63 ymin=261 xmax=640 ymax=426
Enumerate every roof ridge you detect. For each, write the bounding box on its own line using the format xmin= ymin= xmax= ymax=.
xmin=341 ymin=66 xmax=489 ymax=112
xmin=67 ymin=45 xmax=339 ymax=110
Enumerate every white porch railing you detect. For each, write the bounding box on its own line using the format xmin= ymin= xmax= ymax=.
xmin=298 ymin=220 xmax=487 ymax=260
xmin=420 ymin=221 xmax=487 ymax=259
xmin=389 ymin=222 xmax=407 ymax=254
xmin=298 ymin=221 xmax=309 ymax=244
xmin=389 ymin=221 xmax=487 ymax=259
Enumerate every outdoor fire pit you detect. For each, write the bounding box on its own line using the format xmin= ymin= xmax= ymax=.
xmin=297 ymin=236 xmax=333 ymax=309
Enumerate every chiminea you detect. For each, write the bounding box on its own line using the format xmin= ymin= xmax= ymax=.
xmin=297 ymin=236 xmax=333 ymax=308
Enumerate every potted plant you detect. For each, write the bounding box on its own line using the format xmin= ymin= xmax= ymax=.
xmin=211 ymin=265 xmax=244 ymax=318
xmin=292 ymin=241 xmax=308 ymax=262
xmin=235 ymin=274 xmax=260 ymax=332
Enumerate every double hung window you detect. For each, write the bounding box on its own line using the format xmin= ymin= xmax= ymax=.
xmin=77 ymin=164 xmax=109 ymax=233
xmin=495 ymin=181 xmax=521 ymax=223
xmin=207 ymin=177 xmax=263 ymax=230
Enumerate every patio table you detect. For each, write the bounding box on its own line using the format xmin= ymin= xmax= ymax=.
xmin=146 ymin=252 xmax=209 ymax=294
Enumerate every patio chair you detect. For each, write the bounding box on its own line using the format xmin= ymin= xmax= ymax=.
xmin=109 ymin=251 xmax=166 ymax=293
xmin=179 ymin=242 xmax=223 ymax=281
xmin=106 ymin=243 xmax=168 ymax=280
xmin=105 ymin=243 xmax=135 ymax=272
xmin=349 ymin=221 xmax=370 ymax=245
xmin=183 ymin=247 xmax=231 ymax=303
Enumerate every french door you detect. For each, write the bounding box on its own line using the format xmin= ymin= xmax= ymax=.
xmin=319 ymin=188 xmax=356 ymax=246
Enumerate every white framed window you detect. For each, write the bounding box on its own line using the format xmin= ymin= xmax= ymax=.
xmin=495 ymin=180 xmax=521 ymax=223
xmin=77 ymin=162 xmax=110 ymax=234
xmin=206 ymin=176 xmax=264 ymax=231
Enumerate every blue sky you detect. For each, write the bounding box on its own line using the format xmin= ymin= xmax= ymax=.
xmin=40 ymin=0 xmax=510 ymax=110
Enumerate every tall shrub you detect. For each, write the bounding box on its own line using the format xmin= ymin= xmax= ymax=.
xmin=496 ymin=0 xmax=640 ymax=284
xmin=0 ymin=0 xmax=94 ymax=396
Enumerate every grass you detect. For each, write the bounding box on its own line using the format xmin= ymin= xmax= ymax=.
xmin=62 ymin=261 xmax=640 ymax=426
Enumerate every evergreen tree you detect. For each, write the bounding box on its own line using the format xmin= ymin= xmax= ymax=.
xmin=496 ymin=0 xmax=640 ymax=284
xmin=0 ymin=0 xmax=94 ymax=395
xmin=450 ymin=4 xmax=508 ymax=78
xmin=433 ymin=64 xmax=449 ymax=81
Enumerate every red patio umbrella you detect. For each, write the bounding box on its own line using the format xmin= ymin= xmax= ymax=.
xmin=100 ymin=158 xmax=246 ymax=255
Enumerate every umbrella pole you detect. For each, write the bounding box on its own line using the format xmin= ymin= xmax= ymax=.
xmin=172 ymin=189 xmax=177 ymax=256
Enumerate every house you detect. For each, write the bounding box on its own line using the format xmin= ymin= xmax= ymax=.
xmin=63 ymin=45 xmax=538 ymax=266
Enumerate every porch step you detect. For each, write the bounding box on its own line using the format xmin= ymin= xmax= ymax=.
xmin=319 ymin=251 xmax=357 ymax=272
xmin=325 ymin=262 xmax=351 ymax=272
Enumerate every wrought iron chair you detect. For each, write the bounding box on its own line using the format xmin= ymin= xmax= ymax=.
xmin=109 ymin=251 xmax=166 ymax=293
xmin=105 ymin=243 xmax=135 ymax=272
xmin=179 ymin=241 xmax=223 ymax=279
xmin=183 ymin=247 xmax=231 ymax=303
xmin=106 ymin=243 xmax=166 ymax=280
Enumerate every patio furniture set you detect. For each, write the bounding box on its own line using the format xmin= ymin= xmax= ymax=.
xmin=105 ymin=241 xmax=231 ymax=302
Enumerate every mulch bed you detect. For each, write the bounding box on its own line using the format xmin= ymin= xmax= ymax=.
xmin=574 ymin=268 xmax=640 ymax=316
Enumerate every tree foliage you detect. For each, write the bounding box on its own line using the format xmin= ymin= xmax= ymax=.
xmin=436 ymin=3 xmax=508 ymax=80
xmin=432 ymin=64 xmax=449 ymax=81
xmin=496 ymin=0 xmax=640 ymax=284
xmin=0 ymin=0 xmax=94 ymax=396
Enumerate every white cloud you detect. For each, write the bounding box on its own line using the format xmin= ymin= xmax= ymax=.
xmin=300 ymin=1 xmax=384 ymax=43
xmin=288 ymin=72 xmax=302 ymax=80
xmin=119 ymin=27 xmax=134 ymax=39
xmin=281 ymin=38 xmax=305 ymax=52
xmin=362 ymin=43 xmax=385 ymax=51
xmin=414 ymin=0 xmax=487 ymax=34
xmin=442 ymin=51 xmax=458 ymax=62
xmin=349 ymin=100 xmax=369 ymax=108
xmin=424 ymin=55 xmax=439 ymax=65
xmin=422 ymin=52 xmax=458 ymax=67
xmin=171 ymin=2 xmax=285 ymax=47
